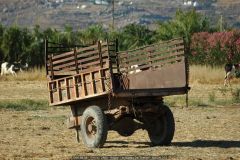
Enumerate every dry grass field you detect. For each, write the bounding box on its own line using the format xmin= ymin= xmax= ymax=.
xmin=0 ymin=66 xmax=240 ymax=159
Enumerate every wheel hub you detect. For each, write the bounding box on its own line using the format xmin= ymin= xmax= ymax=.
xmin=86 ymin=117 xmax=97 ymax=137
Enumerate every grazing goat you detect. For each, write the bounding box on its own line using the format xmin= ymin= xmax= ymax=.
xmin=20 ymin=63 xmax=29 ymax=72
xmin=1 ymin=62 xmax=28 ymax=76
xmin=224 ymin=63 xmax=240 ymax=86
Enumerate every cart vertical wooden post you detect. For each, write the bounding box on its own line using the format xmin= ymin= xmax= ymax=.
xmin=74 ymin=47 xmax=79 ymax=74
xmin=98 ymin=41 xmax=104 ymax=92
xmin=45 ymin=39 xmax=48 ymax=76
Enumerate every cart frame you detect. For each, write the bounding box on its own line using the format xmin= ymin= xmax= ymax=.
xmin=45 ymin=37 xmax=190 ymax=148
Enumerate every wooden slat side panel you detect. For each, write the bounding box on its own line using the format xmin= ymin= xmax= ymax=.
xmin=46 ymin=41 xmax=111 ymax=78
xmin=122 ymin=56 xmax=185 ymax=73
xmin=75 ymin=75 xmax=81 ymax=98
xmin=50 ymin=51 xmax=74 ymax=60
xmin=119 ymin=45 xmax=184 ymax=64
xmin=81 ymin=74 xmax=86 ymax=97
xmin=119 ymin=51 xmax=184 ymax=68
xmin=117 ymin=38 xmax=185 ymax=74
xmin=75 ymin=46 xmax=108 ymax=58
xmin=118 ymin=45 xmax=184 ymax=64
xmin=52 ymin=54 xmax=75 ymax=65
xmin=90 ymin=72 xmax=95 ymax=95
xmin=50 ymin=46 xmax=107 ymax=65
xmin=49 ymin=65 xmax=109 ymax=79
xmin=118 ymin=38 xmax=184 ymax=58
xmin=48 ymin=67 xmax=111 ymax=105
xmin=52 ymin=59 xmax=109 ymax=74
xmin=51 ymin=52 xmax=109 ymax=74
xmin=94 ymin=71 xmax=102 ymax=94
xmin=75 ymin=44 xmax=98 ymax=53
xmin=48 ymin=82 xmax=54 ymax=104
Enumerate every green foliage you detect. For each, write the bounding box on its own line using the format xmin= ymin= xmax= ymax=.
xmin=118 ymin=23 xmax=155 ymax=50
xmin=0 ymin=24 xmax=4 ymax=62
xmin=0 ymin=25 xmax=33 ymax=63
xmin=2 ymin=26 xmax=26 ymax=62
xmin=190 ymin=31 xmax=240 ymax=65
xmin=156 ymin=9 xmax=209 ymax=54
xmin=0 ymin=9 xmax=238 ymax=67
xmin=78 ymin=24 xmax=107 ymax=45
xmin=27 ymin=25 xmax=45 ymax=67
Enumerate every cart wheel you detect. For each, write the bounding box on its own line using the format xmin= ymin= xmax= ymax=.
xmin=80 ymin=105 xmax=108 ymax=148
xmin=147 ymin=105 xmax=175 ymax=146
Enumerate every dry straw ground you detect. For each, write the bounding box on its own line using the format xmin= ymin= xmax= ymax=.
xmin=0 ymin=65 xmax=239 ymax=159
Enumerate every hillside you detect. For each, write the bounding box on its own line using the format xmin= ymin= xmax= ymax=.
xmin=0 ymin=0 xmax=240 ymax=30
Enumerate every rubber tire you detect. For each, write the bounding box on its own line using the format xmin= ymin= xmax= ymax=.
xmin=147 ymin=105 xmax=175 ymax=146
xmin=80 ymin=106 xmax=108 ymax=148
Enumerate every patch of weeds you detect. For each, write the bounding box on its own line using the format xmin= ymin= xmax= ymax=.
xmin=190 ymin=99 xmax=208 ymax=107
xmin=208 ymin=92 xmax=216 ymax=102
xmin=32 ymin=115 xmax=66 ymax=121
xmin=215 ymin=99 xmax=233 ymax=106
xmin=165 ymin=95 xmax=186 ymax=107
xmin=231 ymin=88 xmax=240 ymax=103
xmin=165 ymin=100 xmax=176 ymax=107
xmin=0 ymin=99 xmax=48 ymax=111
xmin=218 ymin=87 xmax=228 ymax=96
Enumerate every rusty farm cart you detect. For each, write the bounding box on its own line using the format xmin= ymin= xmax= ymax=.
xmin=45 ymin=38 xmax=189 ymax=148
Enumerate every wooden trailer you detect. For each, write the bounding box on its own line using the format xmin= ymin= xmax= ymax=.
xmin=45 ymin=38 xmax=190 ymax=148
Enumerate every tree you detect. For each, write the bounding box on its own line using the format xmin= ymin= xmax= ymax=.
xmin=156 ymin=9 xmax=209 ymax=54
xmin=27 ymin=25 xmax=45 ymax=67
xmin=0 ymin=24 xmax=4 ymax=62
xmin=20 ymin=27 xmax=33 ymax=63
xmin=118 ymin=23 xmax=155 ymax=50
xmin=43 ymin=27 xmax=59 ymax=43
xmin=78 ymin=25 xmax=107 ymax=45
xmin=57 ymin=25 xmax=77 ymax=46
xmin=190 ymin=31 xmax=240 ymax=66
xmin=1 ymin=25 xmax=32 ymax=63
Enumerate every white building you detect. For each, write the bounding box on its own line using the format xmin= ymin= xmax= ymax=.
xmin=94 ymin=0 xmax=109 ymax=5
xmin=183 ymin=0 xmax=199 ymax=7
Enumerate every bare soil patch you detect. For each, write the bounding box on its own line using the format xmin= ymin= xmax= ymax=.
xmin=0 ymin=81 xmax=239 ymax=159
xmin=0 ymin=106 xmax=239 ymax=159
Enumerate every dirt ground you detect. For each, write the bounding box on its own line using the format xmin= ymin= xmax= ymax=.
xmin=0 ymin=81 xmax=240 ymax=160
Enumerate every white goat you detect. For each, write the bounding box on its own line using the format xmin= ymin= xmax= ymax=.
xmin=1 ymin=62 xmax=17 ymax=76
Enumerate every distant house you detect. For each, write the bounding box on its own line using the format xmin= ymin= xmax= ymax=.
xmin=183 ymin=0 xmax=199 ymax=7
xmin=193 ymin=1 xmax=199 ymax=7
xmin=93 ymin=0 xmax=109 ymax=5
